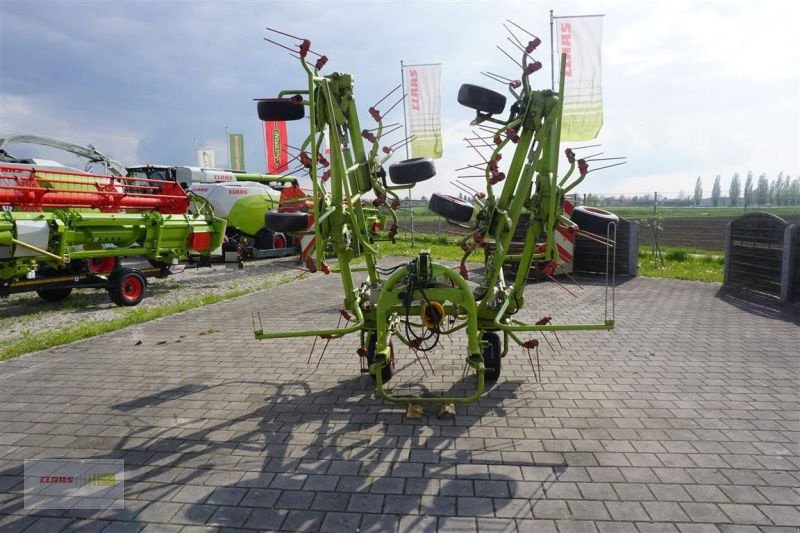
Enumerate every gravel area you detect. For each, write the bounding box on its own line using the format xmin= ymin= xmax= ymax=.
xmin=0 ymin=256 xmax=305 ymax=353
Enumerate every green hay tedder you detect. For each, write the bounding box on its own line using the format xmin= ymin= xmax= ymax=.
xmin=255 ymin=25 xmax=616 ymax=406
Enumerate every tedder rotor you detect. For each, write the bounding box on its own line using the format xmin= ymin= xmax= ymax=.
xmin=254 ymin=24 xmax=617 ymax=406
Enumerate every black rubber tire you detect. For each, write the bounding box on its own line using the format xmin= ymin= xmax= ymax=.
xmin=388 ymin=157 xmax=436 ymax=185
xmin=257 ymin=98 xmax=305 ymax=121
xmin=571 ymin=206 xmax=619 ymax=236
xmin=367 ymin=333 xmax=393 ymax=383
xmin=482 ymin=331 xmax=502 ymax=382
xmin=36 ymin=287 xmax=73 ymax=302
xmin=265 ymin=211 xmax=309 ymax=233
xmin=458 ymin=84 xmax=507 ymax=115
xmin=428 ymin=193 xmax=474 ymax=223
xmin=108 ymin=269 xmax=146 ymax=307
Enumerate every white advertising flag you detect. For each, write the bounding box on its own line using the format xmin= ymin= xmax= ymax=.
xmin=403 ymin=63 xmax=443 ymax=159
xmin=556 ymin=15 xmax=604 ymax=141
xmin=196 ymin=149 xmax=215 ymax=169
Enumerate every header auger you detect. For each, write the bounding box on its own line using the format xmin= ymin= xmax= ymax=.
xmin=254 ymin=23 xmax=616 ymax=407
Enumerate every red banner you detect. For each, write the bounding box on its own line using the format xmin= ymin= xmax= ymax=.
xmin=264 ymin=120 xmax=288 ymax=173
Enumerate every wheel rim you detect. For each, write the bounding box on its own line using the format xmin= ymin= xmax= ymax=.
xmin=273 ymin=234 xmax=287 ymax=249
xmin=89 ymin=257 xmax=116 ymax=274
xmin=122 ymin=276 xmax=143 ymax=301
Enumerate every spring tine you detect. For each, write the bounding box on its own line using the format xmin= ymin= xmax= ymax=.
xmin=487 ymin=70 xmax=514 ymax=82
xmin=372 ymin=84 xmax=402 ymax=108
xmin=506 ymin=36 xmax=530 ymax=58
xmin=366 ymin=122 xmax=400 ymax=132
xmin=535 ymin=343 xmax=541 ymax=381
xmin=389 ymin=135 xmax=414 ymax=149
xmin=481 ymin=71 xmax=508 ymax=85
xmin=457 ymin=175 xmax=486 ymax=179
xmin=266 ymin=27 xmax=305 ymax=41
xmin=263 ymin=37 xmax=298 ymax=54
xmin=588 ymin=161 xmax=628 ymax=173
xmin=545 ymin=273 xmax=578 ymax=298
xmin=571 ymin=144 xmax=602 ymax=150
xmin=505 ymin=19 xmax=539 ymax=39
xmin=382 ymin=93 xmax=407 ymax=119
xmin=496 ymin=45 xmax=523 ymax=68
xmin=465 ymin=139 xmax=489 ymax=162
xmin=410 ymin=347 xmax=428 ymax=377
xmin=455 ymin=180 xmax=480 ymax=194
xmin=307 ymin=335 xmax=318 ymax=365
xmin=316 ymin=314 xmax=343 ymax=368
xmin=555 ymin=263 xmax=583 ymax=289
xmin=583 ymin=156 xmax=627 ymax=162
xmin=265 ymin=28 xmax=322 ymax=57
xmin=582 ymin=152 xmax=604 ymax=160
xmin=455 ymin=163 xmax=485 ymax=172
xmin=381 ymin=124 xmax=404 ymax=137
xmin=505 ymin=24 xmax=529 ymax=53
xmin=552 ymin=330 xmax=563 ymax=349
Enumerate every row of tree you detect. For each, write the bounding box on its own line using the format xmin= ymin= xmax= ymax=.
xmin=693 ymin=172 xmax=800 ymax=207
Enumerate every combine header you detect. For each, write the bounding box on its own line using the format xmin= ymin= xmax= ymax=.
xmin=0 ymin=164 xmax=225 ymax=305
xmin=254 ymin=23 xmax=618 ymax=407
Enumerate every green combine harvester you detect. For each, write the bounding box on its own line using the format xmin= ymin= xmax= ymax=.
xmin=253 ymin=25 xmax=618 ymax=408
xmin=0 ymin=150 xmax=226 ymax=305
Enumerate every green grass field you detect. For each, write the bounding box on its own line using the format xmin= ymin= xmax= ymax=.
xmin=394 ymin=204 xmax=800 ymax=221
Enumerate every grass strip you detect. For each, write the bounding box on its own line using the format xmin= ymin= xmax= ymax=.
xmin=0 ymin=275 xmax=293 ymax=361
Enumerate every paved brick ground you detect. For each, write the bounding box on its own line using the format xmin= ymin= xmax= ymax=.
xmin=0 ymin=271 xmax=798 ymax=532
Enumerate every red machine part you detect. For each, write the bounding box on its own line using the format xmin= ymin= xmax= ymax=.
xmin=0 ymin=166 xmax=189 ymax=214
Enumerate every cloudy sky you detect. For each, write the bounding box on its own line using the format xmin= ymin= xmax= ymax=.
xmin=1 ymin=0 xmax=798 ymax=199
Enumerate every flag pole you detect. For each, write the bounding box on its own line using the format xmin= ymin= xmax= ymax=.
xmin=225 ymin=126 xmax=230 ymax=170
xmin=400 ymin=59 xmax=410 ymax=160
xmin=550 ymin=9 xmax=555 ymax=91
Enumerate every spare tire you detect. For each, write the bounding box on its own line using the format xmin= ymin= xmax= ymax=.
xmin=458 ymin=84 xmax=507 ymax=115
xmin=428 ymin=193 xmax=474 ymax=223
xmin=388 ymin=157 xmax=436 ymax=185
xmin=257 ymin=98 xmax=305 ymax=121
xmin=570 ymin=206 xmax=619 ymax=236
xmin=265 ymin=211 xmax=309 ymax=233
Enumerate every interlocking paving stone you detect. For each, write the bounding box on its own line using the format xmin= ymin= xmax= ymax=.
xmin=0 ymin=275 xmax=797 ymax=532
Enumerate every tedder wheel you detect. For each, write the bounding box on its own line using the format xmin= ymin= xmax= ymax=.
xmin=457 ymin=84 xmax=507 ymax=115
xmin=36 ymin=287 xmax=73 ymax=303
xmin=388 ymin=157 xmax=436 ymax=185
xmin=108 ymin=269 xmax=146 ymax=307
xmin=265 ymin=211 xmax=309 ymax=233
xmin=257 ymin=98 xmax=305 ymax=121
xmin=367 ymin=333 xmax=393 ymax=383
xmin=88 ymin=256 xmax=119 ymax=275
xmin=570 ymin=206 xmax=619 ymax=236
xmin=482 ymin=331 xmax=502 ymax=382
xmin=428 ymin=193 xmax=474 ymax=223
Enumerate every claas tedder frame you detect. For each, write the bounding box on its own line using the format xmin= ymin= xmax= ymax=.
xmin=255 ymin=24 xmax=615 ymax=406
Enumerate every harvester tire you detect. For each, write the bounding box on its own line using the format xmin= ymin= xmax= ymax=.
xmin=257 ymin=98 xmax=305 ymax=121
xmin=388 ymin=157 xmax=436 ymax=185
xmin=367 ymin=333 xmax=393 ymax=383
xmin=265 ymin=211 xmax=309 ymax=233
xmin=109 ymin=269 xmax=146 ymax=307
xmin=571 ymin=206 xmax=619 ymax=236
xmin=458 ymin=84 xmax=507 ymax=115
xmin=428 ymin=193 xmax=474 ymax=223
xmin=36 ymin=287 xmax=73 ymax=303
xmin=482 ymin=331 xmax=502 ymax=382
